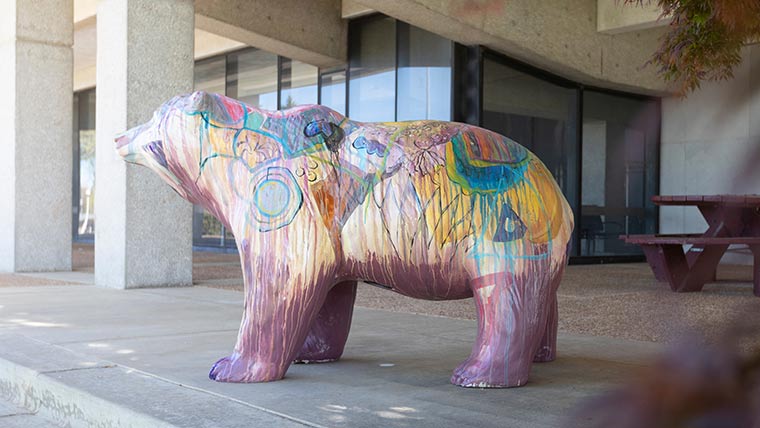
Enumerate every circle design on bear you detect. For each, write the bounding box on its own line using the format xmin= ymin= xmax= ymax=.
xmin=250 ymin=167 xmax=302 ymax=232
xmin=254 ymin=180 xmax=290 ymax=217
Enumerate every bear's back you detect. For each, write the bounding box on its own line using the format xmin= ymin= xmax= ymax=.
xmin=381 ymin=120 xmax=571 ymax=247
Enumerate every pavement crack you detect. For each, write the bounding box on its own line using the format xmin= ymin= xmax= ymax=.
xmin=0 ymin=411 xmax=35 ymax=418
xmin=41 ymin=365 xmax=116 ymax=374
xmin=53 ymin=328 xmax=237 ymax=346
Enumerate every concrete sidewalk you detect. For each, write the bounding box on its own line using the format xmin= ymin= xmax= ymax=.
xmin=0 ymin=282 xmax=662 ymax=428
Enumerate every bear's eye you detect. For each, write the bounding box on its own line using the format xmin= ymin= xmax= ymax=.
xmin=145 ymin=140 xmax=168 ymax=168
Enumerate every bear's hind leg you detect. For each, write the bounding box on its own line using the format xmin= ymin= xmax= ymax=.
xmin=452 ymin=269 xmax=550 ymax=388
xmin=294 ymin=280 xmax=358 ymax=363
xmin=534 ymin=256 xmax=566 ymax=363
xmin=533 ymin=292 xmax=558 ymax=362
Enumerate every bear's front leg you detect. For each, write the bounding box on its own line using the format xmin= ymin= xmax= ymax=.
xmin=294 ymin=280 xmax=357 ymax=363
xmin=209 ymin=254 xmax=334 ymax=383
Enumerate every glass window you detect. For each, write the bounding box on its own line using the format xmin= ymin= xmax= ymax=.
xmin=348 ymin=17 xmax=396 ymax=122
xmin=481 ymin=57 xmax=580 ymax=255
xmin=279 ymin=58 xmax=318 ymax=108
xmin=581 ymin=91 xmax=660 ymax=256
xmin=192 ymin=205 xmax=231 ymax=248
xmin=319 ymin=68 xmax=347 ymax=115
xmin=194 ymin=56 xmax=226 ymax=95
xmin=396 ymin=23 xmax=452 ymax=121
xmin=73 ymin=89 xmax=96 ymax=241
xmin=227 ymin=48 xmax=278 ymax=110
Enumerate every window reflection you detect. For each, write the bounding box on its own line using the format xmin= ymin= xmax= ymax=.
xmin=320 ymin=69 xmax=346 ymax=115
xmin=397 ymin=23 xmax=451 ymax=121
xmin=74 ymin=89 xmax=96 ymax=241
xmin=227 ymin=49 xmax=278 ymax=110
xmin=581 ymin=91 xmax=659 ymax=256
xmin=194 ymin=56 xmax=225 ymax=95
xmin=348 ymin=17 xmax=396 ymax=122
xmin=347 ymin=16 xmax=453 ymax=122
xmin=280 ymin=58 xmax=318 ymax=108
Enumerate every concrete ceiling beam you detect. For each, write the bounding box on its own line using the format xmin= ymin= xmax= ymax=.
xmin=597 ymin=0 xmax=669 ymax=34
xmin=195 ymin=0 xmax=347 ymax=69
xmin=356 ymin=0 xmax=670 ymax=95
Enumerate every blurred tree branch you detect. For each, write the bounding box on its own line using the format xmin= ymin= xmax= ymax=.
xmin=625 ymin=0 xmax=760 ymax=96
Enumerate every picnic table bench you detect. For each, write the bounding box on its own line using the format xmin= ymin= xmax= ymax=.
xmin=620 ymin=195 xmax=760 ymax=296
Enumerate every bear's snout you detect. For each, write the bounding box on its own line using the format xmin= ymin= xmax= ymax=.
xmin=114 ymin=116 xmax=189 ymax=200
xmin=114 ymin=120 xmax=155 ymax=163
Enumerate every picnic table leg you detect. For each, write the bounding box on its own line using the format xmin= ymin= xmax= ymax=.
xmin=686 ymin=246 xmax=718 ymax=282
xmin=751 ymin=245 xmax=760 ymax=297
xmin=641 ymin=244 xmax=692 ymax=291
xmin=644 ymin=243 xmax=727 ymax=293
xmin=677 ymin=244 xmax=728 ymax=292
xmin=654 ymin=244 xmax=692 ymax=292
xmin=694 ymin=205 xmax=745 ymax=283
xmin=640 ymin=245 xmax=670 ymax=282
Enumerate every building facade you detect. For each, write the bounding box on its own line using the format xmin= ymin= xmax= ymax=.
xmin=3 ymin=0 xmax=758 ymax=287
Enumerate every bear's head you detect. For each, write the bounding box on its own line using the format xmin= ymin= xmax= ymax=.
xmin=118 ymin=91 xmax=350 ymax=199
xmin=115 ymin=91 xmax=353 ymax=230
xmin=114 ymin=91 xmax=223 ymax=202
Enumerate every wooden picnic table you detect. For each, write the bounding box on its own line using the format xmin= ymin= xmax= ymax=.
xmin=620 ymin=194 xmax=760 ymax=296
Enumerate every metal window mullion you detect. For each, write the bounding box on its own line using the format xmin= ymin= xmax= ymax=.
xmin=317 ymin=68 xmax=322 ymax=105
xmin=393 ymin=19 xmax=399 ymax=122
xmin=277 ymin=56 xmax=283 ymax=110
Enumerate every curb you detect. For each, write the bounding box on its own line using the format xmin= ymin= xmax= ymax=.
xmin=0 ymin=337 xmax=175 ymax=428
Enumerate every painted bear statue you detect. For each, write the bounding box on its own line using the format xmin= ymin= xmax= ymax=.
xmin=115 ymin=91 xmax=574 ymax=388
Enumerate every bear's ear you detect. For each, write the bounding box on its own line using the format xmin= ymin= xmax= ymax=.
xmin=303 ymin=120 xmax=344 ymax=153
xmin=325 ymin=123 xmax=344 ymax=152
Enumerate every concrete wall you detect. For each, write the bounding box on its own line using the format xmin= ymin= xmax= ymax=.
xmin=660 ymin=44 xmax=760 ymax=263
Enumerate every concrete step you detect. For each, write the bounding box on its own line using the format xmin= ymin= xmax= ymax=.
xmin=0 ymin=334 xmax=319 ymax=428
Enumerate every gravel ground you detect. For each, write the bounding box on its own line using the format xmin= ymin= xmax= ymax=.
xmin=0 ymin=274 xmax=77 ymax=287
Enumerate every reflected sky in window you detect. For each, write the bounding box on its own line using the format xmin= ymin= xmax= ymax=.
xmin=397 ymin=66 xmax=451 ymax=121
xmin=349 ymin=71 xmax=395 ymax=122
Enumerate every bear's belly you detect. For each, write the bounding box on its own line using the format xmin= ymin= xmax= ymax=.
xmin=342 ymin=254 xmax=473 ymax=301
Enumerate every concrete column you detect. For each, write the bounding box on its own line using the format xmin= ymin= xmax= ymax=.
xmin=0 ymin=0 xmax=73 ymax=272
xmin=95 ymin=0 xmax=194 ymax=289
